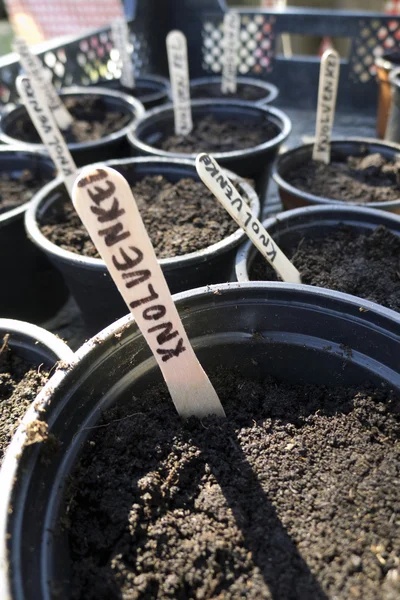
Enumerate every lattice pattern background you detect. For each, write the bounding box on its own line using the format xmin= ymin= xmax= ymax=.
xmin=202 ymin=14 xmax=276 ymax=76
xmin=349 ymin=18 xmax=400 ymax=83
xmin=0 ymin=24 xmax=150 ymax=106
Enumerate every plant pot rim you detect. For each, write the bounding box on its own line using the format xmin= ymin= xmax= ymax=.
xmin=128 ymin=74 xmax=171 ymax=104
xmin=102 ymin=74 xmax=171 ymax=105
xmin=25 ymin=156 xmax=260 ymax=270
xmin=127 ymin=99 xmax=291 ymax=161
xmin=0 ymin=86 xmax=145 ymax=153
xmin=0 ymin=280 xmax=399 ymax=600
xmin=272 ymin=136 xmax=400 ymax=210
xmin=0 ymin=146 xmax=55 ymax=226
xmin=235 ymin=204 xmax=400 ymax=286
xmin=0 ymin=318 xmax=74 ymax=363
xmin=189 ymin=76 xmax=279 ymax=104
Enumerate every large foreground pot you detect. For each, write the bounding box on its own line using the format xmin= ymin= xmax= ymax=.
xmin=25 ymin=157 xmax=259 ymax=333
xmin=0 ymin=87 xmax=145 ymax=166
xmin=0 ymin=147 xmax=69 ymax=322
xmin=127 ymin=99 xmax=291 ymax=201
xmin=0 ymin=282 xmax=399 ymax=600
xmin=273 ymin=138 xmax=400 ymax=213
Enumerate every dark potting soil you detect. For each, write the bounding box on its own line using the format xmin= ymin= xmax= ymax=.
xmin=0 ymin=335 xmax=48 ymax=463
xmin=250 ymin=224 xmax=400 ymax=313
xmin=158 ymin=115 xmax=279 ymax=154
xmin=40 ymin=176 xmax=243 ymax=259
xmin=286 ymin=153 xmax=400 ymax=204
xmin=65 ymin=369 xmax=400 ymax=600
xmin=0 ymin=169 xmax=50 ymax=214
xmin=10 ymin=96 xmax=132 ymax=145
xmin=190 ymin=82 xmax=268 ymax=102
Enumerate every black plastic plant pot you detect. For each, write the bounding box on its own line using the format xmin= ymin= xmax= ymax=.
xmin=189 ymin=76 xmax=279 ymax=106
xmin=0 ymin=87 xmax=145 ymax=167
xmin=0 ymin=282 xmax=399 ymax=600
xmin=25 ymin=157 xmax=260 ymax=334
xmin=127 ymin=99 xmax=291 ymax=202
xmin=0 ymin=318 xmax=74 ymax=367
xmin=0 ymin=147 xmax=69 ymax=322
xmin=273 ymin=137 xmax=400 ymax=213
xmin=235 ymin=205 xmax=400 ymax=295
xmin=91 ymin=75 xmax=171 ymax=109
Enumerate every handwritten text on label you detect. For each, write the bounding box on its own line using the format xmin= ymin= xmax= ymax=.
xmin=312 ymin=49 xmax=340 ymax=164
xmin=73 ymin=166 xmax=225 ymax=418
xmin=13 ymin=37 xmax=73 ymax=130
xmin=166 ymin=30 xmax=193 ymax=136
xmin=222 ymin=12 xmax=240 ymax=94
xmin=196 ymin=153 xmax=301 ymax=284
xmin=16 ymin=76 xmax=77 ymax=195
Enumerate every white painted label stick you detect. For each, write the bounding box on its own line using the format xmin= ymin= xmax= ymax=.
xmin=312 ymin=49 xmax=340 ymax=164
xmin=13 ymin=37 xmax=73 ymax=130
xmin=72 ymin=165 xmax=225 ymax=419
xmin=16 ymin=75 xmax=77 ymax=196
xmin=221 ymin=12 xmax=240 ymax=94
xmin=196 ymin=153 xmax=301 ymax=284
xmin=166 ymin=30 xmax=193 ymax=136
xmin=111 ymin=17 xmax=135 ymax=90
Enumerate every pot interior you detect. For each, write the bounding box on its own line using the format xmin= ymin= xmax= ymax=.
xmin=2 ymin=92 xmax=136 ymax=145
xmin=6 ymin=286 xmax=399 ymax=599
xmin=135 ymin=104 xmax=282 ymax=148
xmin=278 ymin=140 xmax=400 ymax=183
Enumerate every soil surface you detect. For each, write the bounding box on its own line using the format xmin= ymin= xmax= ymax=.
xmin=157 ymin=115 xmax=279 ymax=154
xmin=0 ymin=169 xmax=51 ymax=214
xmin=0 ymin=335 xmax=48 ymax=463
xmin=9 ymin=96 xmax=132 ymax=145
xmin=191 ymin=82 xmax=268 ymax=102
xmin=40 ymin=175 xmax=243 ymax=259
xmin=250 ymin=224 xmax=400 ymax=312
xmin=65 ymin=368 xmax=400 ymax=600
xmin=286 ymin=153 xmax=400 ymax=204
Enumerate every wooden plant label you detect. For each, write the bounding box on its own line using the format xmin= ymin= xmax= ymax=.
xmin=221 ymin=12 xmax=240 ymax=94
xmin=196 ymin=153 xmax=301 ymax=284
xmin=312 ymin=49 xmax=340 ymax=164
xmin=72 ymin=165 xmax=225 ymax=419
xmin=16 ymin=75 xmax=77 ymax=196
xmin=166 ymin=30 xmax=193 ymax=136
xmin=13 ymin=37 xmax=73 ymax=130
xmin=111 ymin=17 xmax=135 ymax=90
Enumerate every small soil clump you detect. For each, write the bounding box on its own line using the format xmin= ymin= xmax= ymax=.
xmin=9 ymin=96 xmax=132 ymax=145
xmin=0 ymin=169 xmax=50 ymax=215
xmin=157 ymin=115 xmax=279 ymax=154
xmin=286 ymin=152 xmax=400 ymax=204
xmin=191 ymin=82 xmax=268 ymax=102
xmin=65 ymin=369 xmax=400 ymax=600
xmin=0 ymin=334 xmax=48 ymax=463
xmin=250 ymin=224 xmax=400 ymax=312
xmin=40 ymin=175 xmax=244 ymax=259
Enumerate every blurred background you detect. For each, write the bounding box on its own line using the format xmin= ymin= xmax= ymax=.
xmin=0 ymin=0 xmax=393 ymax=57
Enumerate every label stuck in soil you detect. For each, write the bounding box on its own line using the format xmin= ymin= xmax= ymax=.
xmin=16 ymin=75 xmax=77 ymax=195
xmin=221 ymin=12 xmax=240 ymax=94
xmin=13 ymin=37 xmax=73 ymax=130
xmin=312 ymin=49 xmax=340 ymax=164
xmin=111 ymin=17 xmax=135 ymax=90
xmin=72 ymin=165 xmax=225 ymax=419
xmin=196 ymin=153 xmax=301 ymax=284
xmin=166 ymin=30 xmax=193 ymax=136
